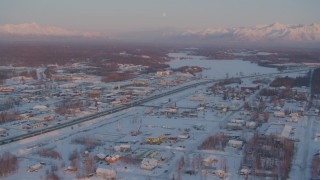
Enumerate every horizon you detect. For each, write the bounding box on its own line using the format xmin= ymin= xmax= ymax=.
xmin=1 ymin=0 xmax=320 ymax=35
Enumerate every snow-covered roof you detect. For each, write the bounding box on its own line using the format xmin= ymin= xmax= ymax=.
xmin=33 ymin=105 xmax=48 ymax=110
xmin=141 ymin=158 xmax=158 ymax=170
xmin=228 ymin=139 xmax=243 ymax=146
xmin=281 ymin=124 xmax=292 ymax=138
xmin=96 ymin=168 xmax=116 ymax=179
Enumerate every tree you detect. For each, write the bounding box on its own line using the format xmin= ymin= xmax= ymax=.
xmin=258 ymin=101 xmax=266 ymax=112
xmin=0 ymin=112 xmax=7 ymax=124
xmin=0 ymin=152 xmax=19 ymax=178
xmin=45 ymin=165 xmax=60 ymax=180
xmin=264 ymin=112 xmax=270 ymax=122
xmin=284 ymin=108 xmax=290 ymax=116
xmin=243 ymin=102 xmax=251 ymax=110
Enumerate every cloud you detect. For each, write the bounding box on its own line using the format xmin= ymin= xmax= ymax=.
xmin=0 ymin=22 xmax=102 ymax=38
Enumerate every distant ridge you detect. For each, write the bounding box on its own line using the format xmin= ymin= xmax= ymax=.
xmin=1 ymin=22 xmax=320 ymax=47
xmin=180 ymin=22 xmax=320 ymax=42
xmin=0 ymin=22 xmax=103 ymax=41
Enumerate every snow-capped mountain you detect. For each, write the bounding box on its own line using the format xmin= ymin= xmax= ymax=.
xmin=0 ymin=23 xmax=103 ymax=41
xmin=1 ymin=22 xmax=319 ymax=47
xmin=181 ymin=22 xmax=320 ymax=42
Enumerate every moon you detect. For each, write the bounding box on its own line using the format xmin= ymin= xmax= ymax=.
xmin=162 ymin=12 xmax=166 ymax=17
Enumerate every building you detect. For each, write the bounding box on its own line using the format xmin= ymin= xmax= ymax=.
xmin=96 ymin=168 xmax=116 ymax=179
xmin=214 ymin=170 xmax=226 ymax=178
xmin=190 ymin=96 xmax=206 ymax=102
xmin=113 ymin=144 xmax=131 ymax=152
xmin=32 ymin=105 xmax=48 ymax=110
xmin=280 ymin=124 xmax=292 ymax=138
xmin=59 ymin=83 xmax=76 ymax=89
xmin=274 ymin=111 xmax=285 ymax=118
xmin=111 ymin=100 xmax=122 ymax=106
xmin=246 ymin=121 xmax=257 ymax=129
xmin=141 ymin=158 xmax=158 ymax=170
xmin=227 ymin=122 xmax=243 ymax=130
xmin=240 ymin=168 xmax=251 ymax=175
xmin=95 ymin=153 xmax=106 ymax=160
xmin=156 ymin=70 xmax=172 ymax=77
xmin=105 ymin=155 xmax=121 ymax=164
xmin=0 ymin=128 xmax=6 ymax=135
xmin=119 ymin=144 xmax=131 ymax=152
xmin=160 ymin=108 xmax=178 ymax=115
xmin=241 ymin=85 xmax=260 ymax=92
xmin=0 ymin=87 xmax=15 ymax=92
xmin=88 ymin=92 xmax=101 ymax=99
xmin=228 ymin=140 xmax=243 ymax=148
xmin=201 ymin=155 xmax=219 ymax=166
xmin=230 ymin=119 xmax=245 ymax=125
xmin=29 ymin=115 xmax=55 ymax=121
xmin=28 ymin=163 xmax=44 ymax=172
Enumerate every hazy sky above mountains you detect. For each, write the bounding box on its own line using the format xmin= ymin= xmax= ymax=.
xmin=1 ymin=0 xmax=319 ymax=34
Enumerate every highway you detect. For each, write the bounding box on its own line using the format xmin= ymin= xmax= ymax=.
xmin=0 ymin=68 xmax=311 ymax=146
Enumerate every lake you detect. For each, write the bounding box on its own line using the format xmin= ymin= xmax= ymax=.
xmin=167 ymin=52 xmax=278 ymax=79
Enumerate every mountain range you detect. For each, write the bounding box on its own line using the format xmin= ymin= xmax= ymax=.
xmin=180 ymin=22 xmax=320 ymax=43
xmin=1 ymin=22 xmax=320 ymax=47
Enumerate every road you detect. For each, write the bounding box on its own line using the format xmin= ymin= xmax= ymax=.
xmin=300 ymin=116 xmax=313 ymax=180
xmin=0 ymin=68 xmax=310 ymax=146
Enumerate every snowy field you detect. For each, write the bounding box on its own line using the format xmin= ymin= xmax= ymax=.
xmin=0 ymin=51 xmax=318 ymax=180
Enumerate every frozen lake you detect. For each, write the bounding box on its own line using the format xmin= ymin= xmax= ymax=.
xmin=168 ymin=52 xmax=279 ymax=79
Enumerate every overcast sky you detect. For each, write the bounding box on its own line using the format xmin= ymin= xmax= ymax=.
xmin=1 ymin=0 xmax=319 ymax=34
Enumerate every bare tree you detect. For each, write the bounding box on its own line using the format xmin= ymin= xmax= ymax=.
xmin=0 ymin=152 xmax=19 ymax=178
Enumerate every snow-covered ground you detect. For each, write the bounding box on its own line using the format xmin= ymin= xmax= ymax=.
xmin=0 ymin=51 xmax=318 ymax=180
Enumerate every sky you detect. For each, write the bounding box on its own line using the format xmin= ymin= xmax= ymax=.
xmin=1 ymin=0 xmax=320 ymax=35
